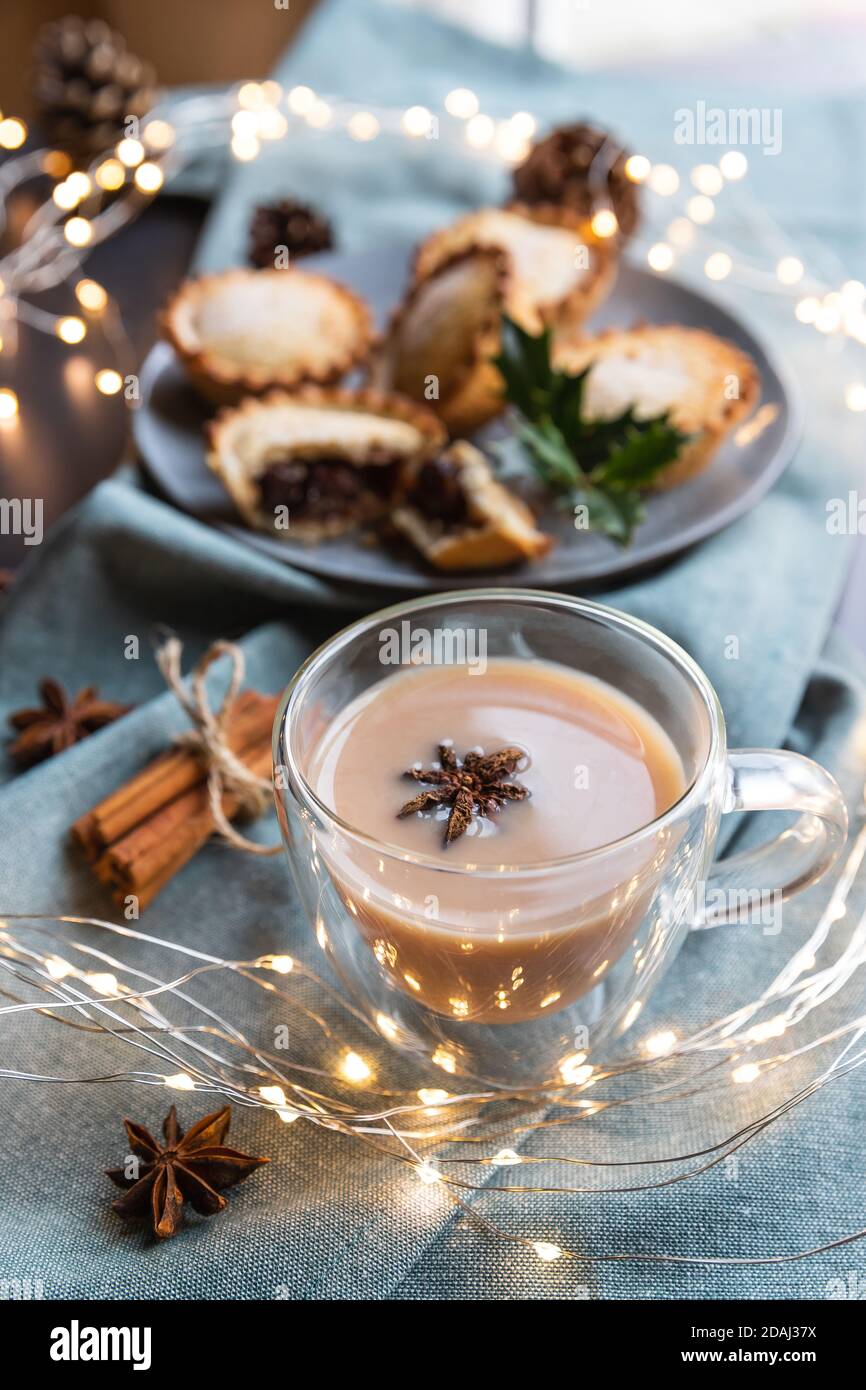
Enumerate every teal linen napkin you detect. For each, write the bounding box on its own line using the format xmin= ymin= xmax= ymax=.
xmin=0 ymin=0 xmax=865 ymax=1299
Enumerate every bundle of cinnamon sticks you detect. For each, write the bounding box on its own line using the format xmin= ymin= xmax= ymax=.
xmin=72 ymin=690 xmax=278 ymax=908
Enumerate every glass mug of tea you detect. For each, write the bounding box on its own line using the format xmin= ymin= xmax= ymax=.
xmin=274 ymin=591 xmax=846 ymax=1089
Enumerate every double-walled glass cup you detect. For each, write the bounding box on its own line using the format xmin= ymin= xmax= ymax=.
xmin=274 ymin=591 xmax=846 ymax=1089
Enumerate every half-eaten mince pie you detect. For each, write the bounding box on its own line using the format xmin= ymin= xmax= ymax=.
xmin=162 ymin=268 xmax=373 ymax=405
xmin=206 ymin=387 xmax=446 ymax=540
xmin=412 ymin=203 xmax=617 ymax=337
xmin=392 ymin=441 xmax=552 ymax=571
xmin=369 ymin=246 xmax=508 ymax=436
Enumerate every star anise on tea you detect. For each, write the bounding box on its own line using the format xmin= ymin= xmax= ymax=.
xmin=7 ymin=677 xmax=131 ymax=767
xmin=107 ymin=1104 xmax=269 ymax=1240
xmin=398 ymin=742 xmax=530 ymax=845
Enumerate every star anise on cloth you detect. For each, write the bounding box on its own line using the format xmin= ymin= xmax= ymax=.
xmin=398 ymin=742 xmax=530 ymax=845
xmin=107 ymin=1105 xmax=269 ymax=1240
xmin=7 ymin=677 xmax=131 ymax=767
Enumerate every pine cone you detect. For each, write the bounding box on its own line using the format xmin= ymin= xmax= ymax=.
xmin=512 ymin=121 xmax=640 ymax=239
xmin=248 ymin=199 xmax=334 ymax=269
xmin=32 ymin=15 xmax=159 ymax=163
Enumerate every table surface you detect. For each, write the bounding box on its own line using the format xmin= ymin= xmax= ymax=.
xmin=0 ymin=195 xmax=864 ymax=657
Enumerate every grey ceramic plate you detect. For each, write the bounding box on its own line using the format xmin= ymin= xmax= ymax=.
xmin=134 ymin=244 xmax=801 ymax=592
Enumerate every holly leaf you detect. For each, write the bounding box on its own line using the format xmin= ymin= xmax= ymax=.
xmin=495 ymin=314 xmax=691 ymax=544
xmin=517 ymin=419 xmax=583 ymax=491
xmin=591 ymin=417 xmax=690 ymax=490
xmin=572 ymin=485 xmax=646 ymax=546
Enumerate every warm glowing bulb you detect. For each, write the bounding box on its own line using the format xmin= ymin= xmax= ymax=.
xmin=231 ymin=134 xmax=260 ymax=162
xmin=508 ymin=111 xmax=536 ymax=140
xmin=287 ymin=85 xmax=316 ymax=115
xmin=844 ymin=381 xmax=866 ymax=412
xmin=134 ymin=162 xmax=164 ymax=193
xmin=403 ymin=105 xmax=433 ymax=137
xmin=95 ymin=158 xmax=125 ymax=191
xmin=116 ymin=138 xmax=145 ymax=167
xmin=75 ymin=279 xmax=108 ymax=312
xmin=431 ymin=1046 xmax=457 ymax=1074
xmin=494 ymin=121 xmax=530 ymax=165
xmin=719 ymin=150 xmax=748 ymax=180
xmin=815 ymin=303 xmax=841 ymax=333
xmin=375 ymin=1012 xmax=398 ymax=1040
xmin=704 ymin=252 xmax=732 ymax=281
xmin=776 ymin=256 xmax=804 ymax=286
xmin=691 ymin=163 xmax=723 ymax=196
xmin=164 ymin=1072 xmax=195 ymax=1090
xmin=623 ymin=154 xmax=651 ymax=183
xmin=648 ymin=163 xmax=679 ymax=196
xmin=687 ymin=194 xmax=715 ymax=224
xmin=259 ymin=1084 xmax=299 ymax=1122
xmin=53 ymin=182 xmax=79 ymax=210
xmin=45 ymin=955 xmax=73 ymax=980
xmin=591 ymin=208 xmax=619 ymax=239
xmin=417 ymin=1089 xmax=449 ymax=1107
xmin=143 ymin=119 xmax=175 ymax=151
xmin=647 ymin=242 xmax=674 ymax=272
xmin=305 ymin=100 xmax=332 ymax=129
xmin=747 ymin=1017 xmax=787 ymax=1042
xmin=667 ymin=217 xmax=695 ymax=248
xmin=416 ymin=1162 xmax=442 ymax=1185
xmin=266 ymin=954 xmax=294 ymax=974
xmin=257 ymin=108 xmax=288 ymax=140
xmin=95 ymin=368 xmax=123 ymax=395
xmin=0 ymin=388 xmax=18 ymax=420
xmin=795 ymin=296 xmax=820 ymax=324
xmin=347 ymin=111 xmax=380 ymax=141
xmin=340 ymin=1051 xmax=371 ymax=1083
xmin=231 ymin=110 xmax=257 ymax=138
xmin=238 ymin=81 xmax=265 ymax=110
xmin=491 ymin=1148 xmax=521 ymax=1166
xmin=533 ymin=1241 xmax=562 ymax=1262
xmin=56 ymin=316 xmax=86 ymax=344
xmin=42 ymin=150 xmax=72 ymax=178
xmin=0 ymin=117 xmax=26 ymax=150
xmin=732 ymin=1062 xmax=761 ymax=1084
xmin=842 ymin=279 xmax=866 ymax=303
xmin=644 ymin=1029 xmax=678 ymax=1057
xmin=87 ymin=972 xmax=119 ymax=995
xmin=465 ymin=113 xmax=495 ymax=149
xmin=64 ymin=217 xmax=92 ymax=246
xmin=65 ymin=171 xmax=91 ymax=201
xmin=445 ymin=88 xmax=479 ymax=119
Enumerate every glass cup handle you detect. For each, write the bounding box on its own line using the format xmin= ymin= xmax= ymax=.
xmin=693 ymin=749 xmax=848 ymax=929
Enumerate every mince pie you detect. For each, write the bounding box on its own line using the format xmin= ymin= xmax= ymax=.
xmin=413 ymin=203 xmax=616 ymax=337
xmin=554 ymin=324 xmax=760 ymax=488
xmin=162 ymin=268 xmax=373 ymax=405
xmin=392 ymin=441 xmax=551 ymax=570
xmin=370 ymin=246 xmax=508 ymax=436
xmin=206 ymin=387 xmax=445 ymax=540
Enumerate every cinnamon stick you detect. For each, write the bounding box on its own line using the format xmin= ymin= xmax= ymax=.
xmin=72 ymin=691 xmax=278 ymax=860
xmin=97 ymin=744 xmax=274 ymax=908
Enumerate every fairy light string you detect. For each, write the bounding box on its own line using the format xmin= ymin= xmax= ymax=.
xmin=0 ymin=83 xmax=864 ymax=424
xmin=0 ymin=765 xmax=864 ymax=1270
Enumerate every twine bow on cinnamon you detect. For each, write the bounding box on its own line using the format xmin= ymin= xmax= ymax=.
xmin=154 ymin=635 xmax=281 ymax=857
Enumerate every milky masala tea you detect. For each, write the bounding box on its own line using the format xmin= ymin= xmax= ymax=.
xmin=306 ymin=658 xmax=687 ymax=1025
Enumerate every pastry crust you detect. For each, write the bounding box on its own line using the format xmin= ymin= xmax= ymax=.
xmin=162 ymin=268 xmax=374 ymax=405
xmin=392 ymin=441 xmax=552 ymax=570
xmin=554 ymin=324 xmax=761 ymax=488
xmin=413 ymin=203 xmax=617 ymax=337
xmin=206 ymin=386 xmax=446 ymax=540
xmin=369 ymin=246 xmax=509 ymax=436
